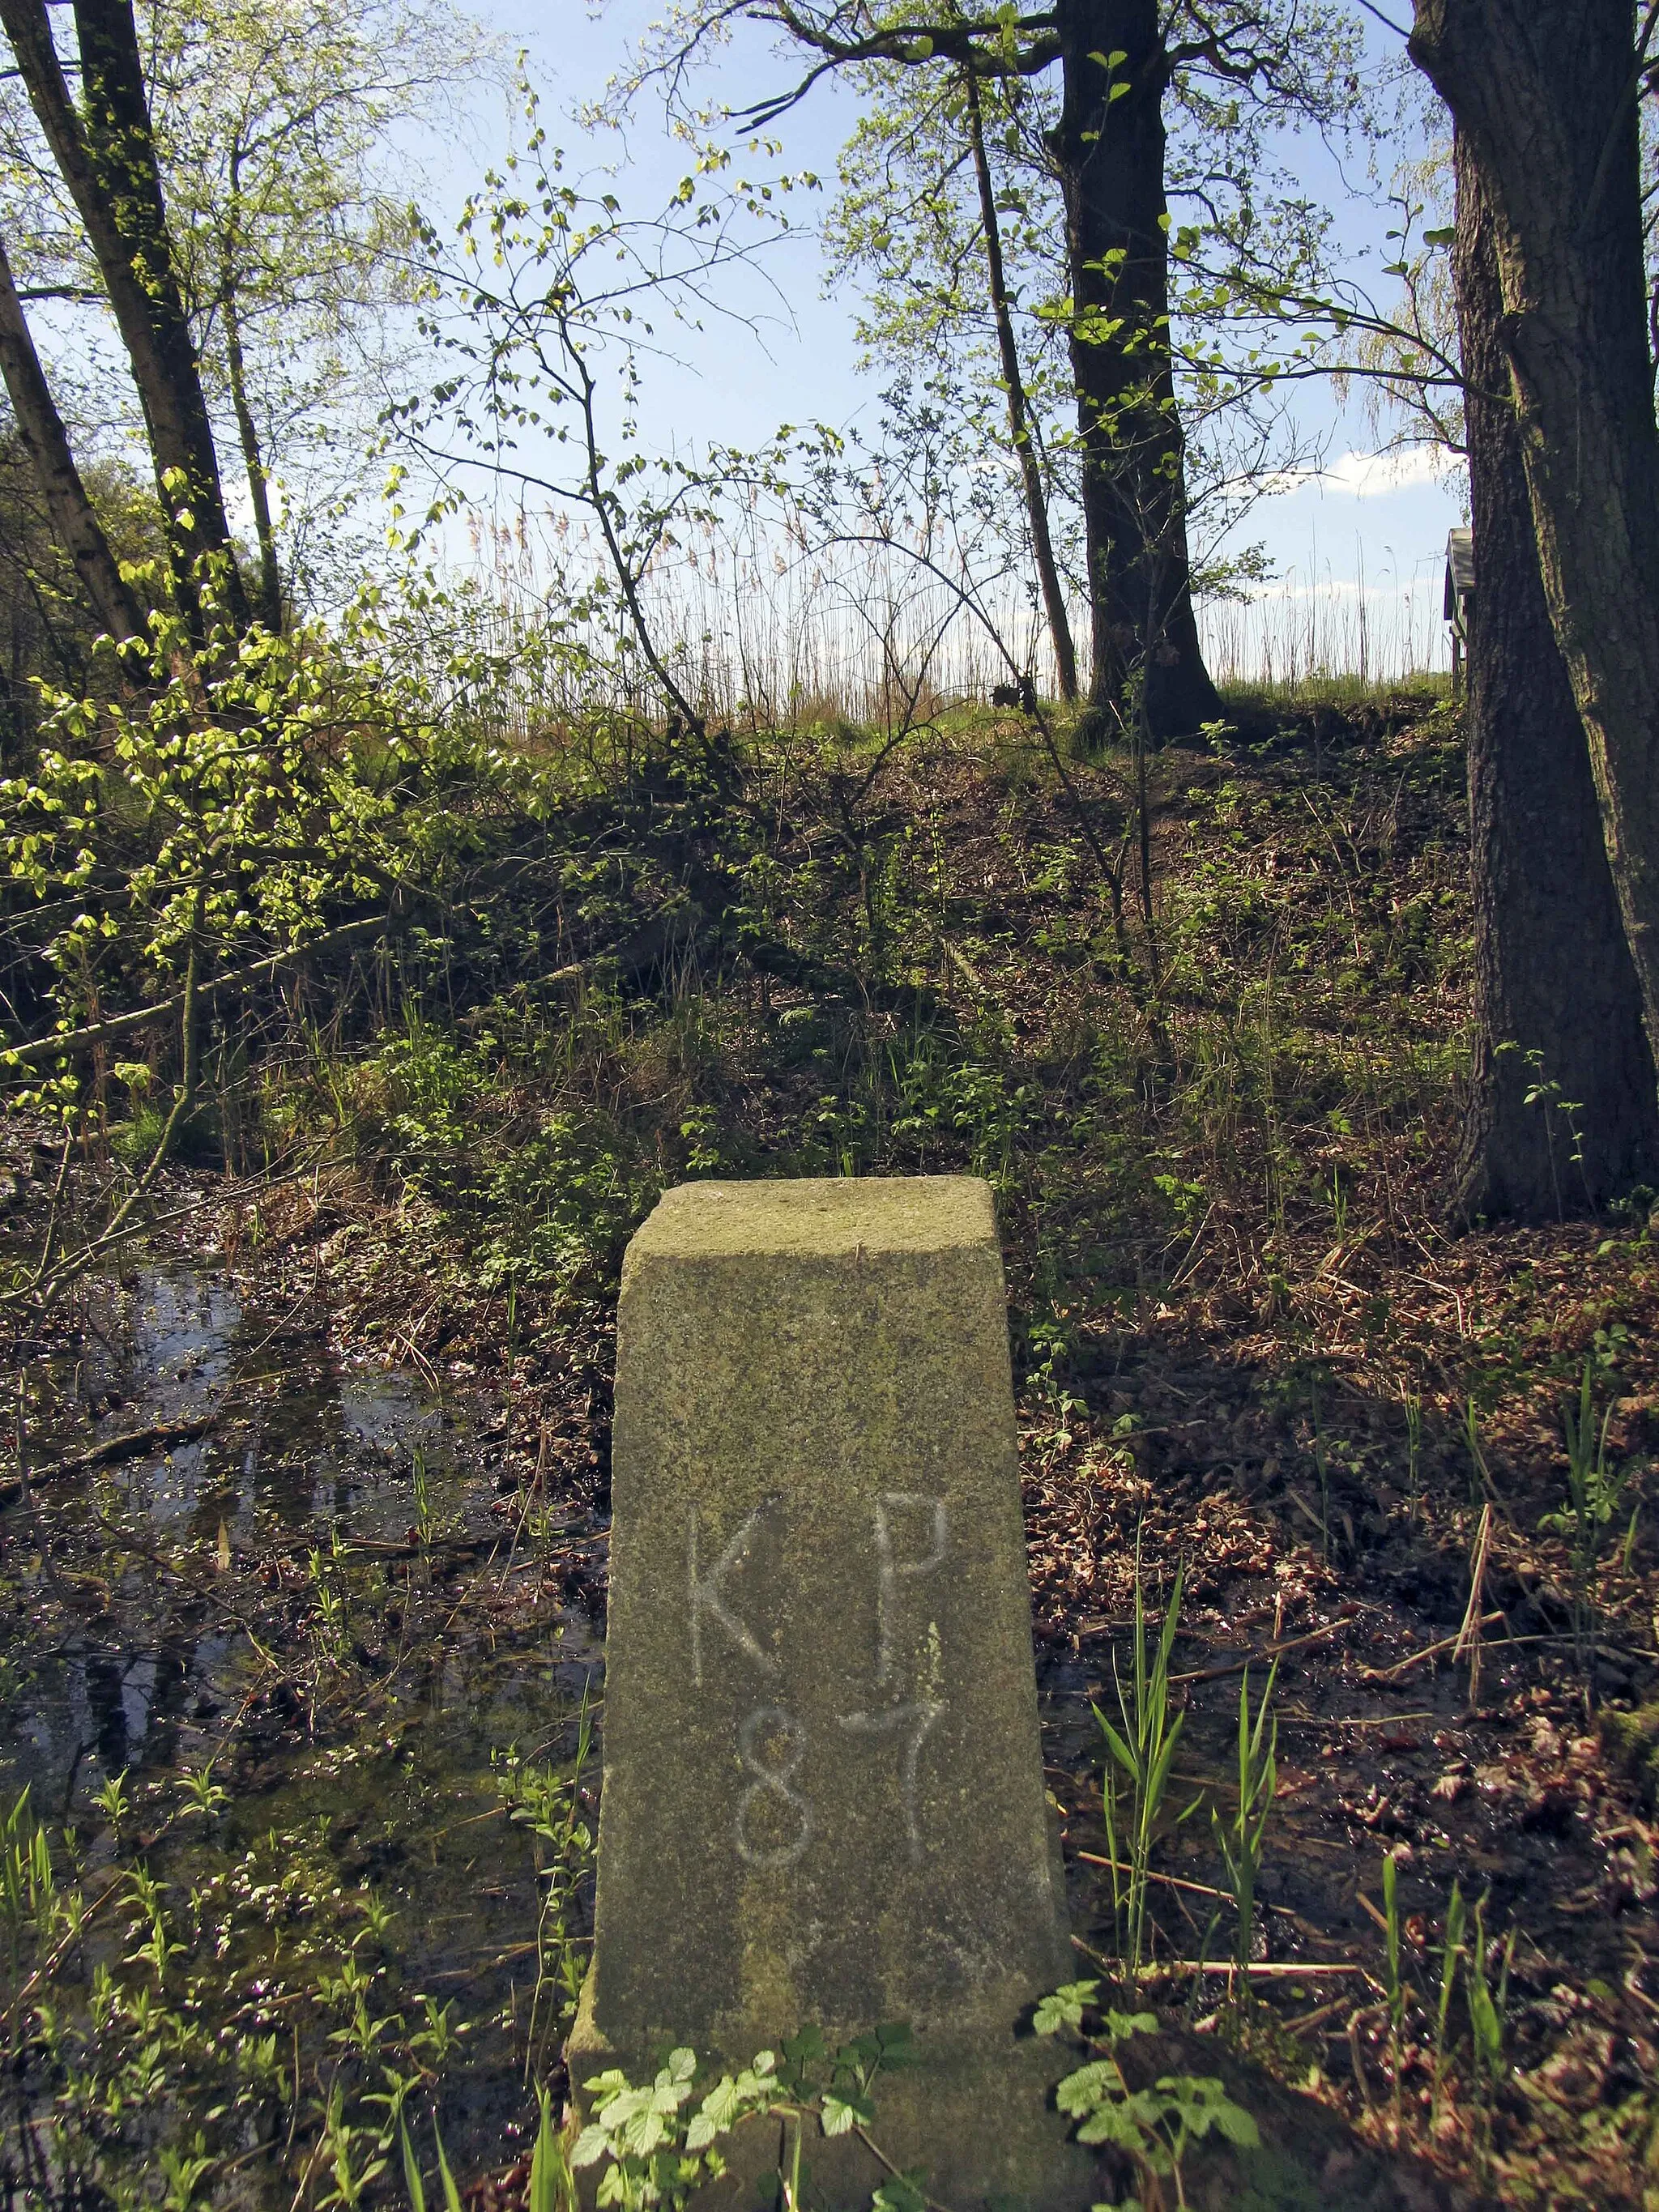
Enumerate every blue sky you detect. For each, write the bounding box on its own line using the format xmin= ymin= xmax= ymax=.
xmin=425 ymin=1 xmax=1464 ymax=680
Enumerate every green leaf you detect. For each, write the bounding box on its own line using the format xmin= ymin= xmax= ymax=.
xmin=1212 ymin=2101 xmax=1260 ymax=2148
xmin=570 ymin=2125 xmax=610 ymax=2169
xmin=872 ymin=2176 xmax=928 ymax=2212
xmin=433 ymin=2125 xmax=464 ymax=2212
xmin=1033 ymin=1981 xmax=1097 ymax=2036
xmin=1056 ymin=2060 xmax=1115 ymax=2117
xmin=399 ymin=2122 xmax=426 ymax=2212
xmin=695 ymin=2075 xmax=742 ymax=2134
xmin=528 ymin=2088 xmax=567 ymax=2212
xmin=821 ymin=2092 xmax=873 ymax=2135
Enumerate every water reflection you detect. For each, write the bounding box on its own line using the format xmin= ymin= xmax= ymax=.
xmin=10 ymin=1263 xmax=599 ymax=1807
xmin=4 ymin=1260 xmax=603 ymax=2197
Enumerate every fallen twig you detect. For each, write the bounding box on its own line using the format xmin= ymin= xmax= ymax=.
xmin=1076 ymin=1853 xmax=1243 ymax=1906
xmin=2 ymin=918 xmax=388 ymax=1069
xmin=1359 ymin=1611 xmax=1505 ymax=1683
xmin=0 ymin=1419 xmax=217 ymax=1508
xmin=1170 ymin=1615 xmax=1353 ymax=1685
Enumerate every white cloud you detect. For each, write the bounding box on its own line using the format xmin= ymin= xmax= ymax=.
xmin=1259 ymin=445 xmax=1462 ymax=501
xmin=1320 ymin=445 xmax=1456 ymax=497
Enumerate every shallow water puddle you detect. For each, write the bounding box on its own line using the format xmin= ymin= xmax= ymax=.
xmin=2 ymin=1262 xmax=603 ymax=2195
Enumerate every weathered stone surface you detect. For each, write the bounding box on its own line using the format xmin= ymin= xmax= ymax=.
xmin=568 ymin=1175 xmax=1086 ymax=2206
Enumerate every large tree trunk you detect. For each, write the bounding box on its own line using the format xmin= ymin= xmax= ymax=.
xmin=963 ymin=67 xmax=1077 ymax=702
xmin=1410 ymin=0 xmax=1659 ymax=1092
xmin=0 ymin=0 xmax=248 ymax=631
xmin=1047 ymin=0 xmax=1222 ymax=742
xmin=0 ymin=231 xmax=143 ymax=643
xmin=1452 ymin=134 xmax=1657 ymax=1219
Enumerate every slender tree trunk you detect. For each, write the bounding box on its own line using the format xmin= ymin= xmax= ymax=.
xmin=0 ymin=231 xmax=142 ymax=642
xmin=962 ymin=67 xmax=1077 ymax=702
xmin=1410 ymin=0 xmax=1659 ymax=1089
xmin=0 ymin=0 xmax=248 ymax=630
xmin=1452 ymin=134 xmax=1657 ymax=1219
xmin=1047 ymin=0 xmax=1221 ymax=743
xmin=222 ymin=277 xmax=282 ymax=631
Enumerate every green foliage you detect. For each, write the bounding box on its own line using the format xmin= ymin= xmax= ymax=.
xmin=573 ymin=2047 xmax=773 ymax=2210
xmin=1540 ymin=1357 xmax=1639 ymax=1707
xmin=497 ymin=1690 xmax=598 ymax=2073
xmin=0 ymin=1720 xmax=598 ymax=2211
xmin=1094 ymin=1545 xmax=1189 ymax=1975
xmin=1 ymin=599 xmax=412 ymax=1004
xmin=529 ymin=2084 xmax=575 ymax=2212
xmin=481 ymin=1109 xmax=657 ymax=1293
xmin=355 ymin=1024 xmax=659 ymax=1298
xmin=399 ymin=2113 xmax=467 ymax=2212
xmin=1210 ymin=1658 xmax=1279 ymax=1994
xmin=1431 ymin=1878 xmax=1467 ymax=2122
xmin=1035 ymin=1984 xmax=1258 ymax=2204
xmin=570 ymin=2027 xmax=915 ymax=2212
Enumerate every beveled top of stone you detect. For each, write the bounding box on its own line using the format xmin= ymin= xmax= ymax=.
xmin=625 ymin=1174 xmax=996 ymax=1265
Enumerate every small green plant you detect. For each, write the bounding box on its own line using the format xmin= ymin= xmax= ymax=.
xmin=1095 ymin=1545 xmax=1190 ymax=1975
xmin=500 ymin=1688 xmax=599 ymax=2078
xmin=1326 ymin=1166 xmax=1349 ymax=1241
xmin=92 ymin=1768 xmax=130 ymax=1833
xmin=178 ymin=1762 xmax=228 ymax=1820
xmin=1431 ymin=1879 xmax=1466 ymax=2125
xmin=1540 ymin=1357 xmax=1637 ymax=1708
xmin=1465 ymin=1892 xmax=1516 ymax=2170
xmin=1034 ymin=1982 xmax=1258 ymax=2208
xmin=400 ymin=2112 xmax=467 ymax=2212
xmin=1520 ymin=1049 xmax=1591 ymax=1217
xmin=1403 ymin=1392 xmax=1423 ymax=1525
xmin=1463 ymin=1398 xmax=1499 ymax=1511
xmin=309 ymin=1544 xmax=349 ymax=1660
xmin=1310 ymin=1385 xmax=1332 ymax=1558
xmin=569 ymin=2027 xmax=915 ymax=2212
xmin=2 ymin=1785 xmax=58 ymax=1998
xmin=1381 ymin=1852 xmax=1405 ymax=2135
xmin=1210 ymin=1657 xmax=1278 ymax=1999
xmin=412 ymin=1445 xmax=435 ymax=1549
xmin=529 ymin=2083 xmax=575 ymax=2212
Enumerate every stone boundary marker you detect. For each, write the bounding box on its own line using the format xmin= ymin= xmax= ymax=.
xmin=567 ymin=1174 xmax=1094 ymax=2206
xmin=565 ymin=1176 xmax=1473 ymax=2212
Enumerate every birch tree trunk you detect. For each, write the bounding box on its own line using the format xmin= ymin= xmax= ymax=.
xmin=0 ymin=232 xmax=143 ymax=643
xmin=0 ymin=0 xmax=248 ymax=630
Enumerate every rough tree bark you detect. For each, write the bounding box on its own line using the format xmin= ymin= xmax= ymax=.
xmin=1410 ymin=0 xmax=1659 ymax=1092
xmin=962 ymin=67 xmax=1078 ymax=701
xmin=1452 ymin=134 xmax=1657 ymax=1219
xmin=1048 ymin=0 xmax=1222 ymax=742
xmin=0 ymin=231 xmax=143 ymax=643
xmin=0 ymin=0 xmax=249 ymax=630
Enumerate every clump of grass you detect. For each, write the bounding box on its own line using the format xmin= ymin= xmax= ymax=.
xmin=1211 ymin=1656 xmax=1279 ymax=2003
xmin=1095 ymin=1543 xmax=1189 ymax=1977
xmin=1540 ymin=1357 xmax=1636 ymax=1711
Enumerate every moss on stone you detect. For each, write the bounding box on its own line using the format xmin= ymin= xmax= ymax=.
xmin=1601 ymin=1700 xmax=1659 ymax=1810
